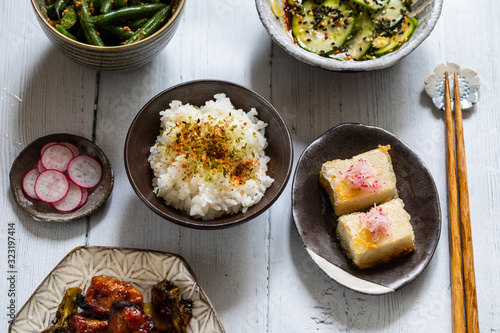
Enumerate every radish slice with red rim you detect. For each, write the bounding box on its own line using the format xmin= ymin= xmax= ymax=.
xmin=78 ymin=188 xmax=89 ymax=208
xmin=40 ymin=142 xmax=58 ymax=156
xmin=34 ymin=170 xmax=70 ymax=203
xmin=52 ymin=181 xmax=83 ymax=212
xmin=41 ymin=144 xmax=74 ymax=172
xmin=37 ymin=159 xmax=46 ymax=173
xmin=22 ymin=168 xmax=40 ymax=200
xmin=67 ymin=155 xmax=102 ymax=189
xmin=60 ymin=142 xmax=80 ymax=157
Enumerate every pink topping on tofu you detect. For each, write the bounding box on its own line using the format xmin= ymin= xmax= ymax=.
xmin=359 ymin=205 xmax=391 ymax=242
xmin=340 ymin=159 xmax=383 ymax=191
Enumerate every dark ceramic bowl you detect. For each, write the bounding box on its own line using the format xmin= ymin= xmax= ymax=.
xmin=292 ymin=123 xmax=441 ymax=294
xmin=30 ymin=0 xmax=185 ymax=71
xmin=125 ymin=80 xmax=293 ymax=229
xmin=255 ymin=0 xmax=443 ymax=71
xmin=9 ymin=133 xmax=114 ymax=222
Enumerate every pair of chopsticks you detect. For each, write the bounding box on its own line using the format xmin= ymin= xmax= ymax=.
xmin=444 ymin=72 xmax=479 ymax=332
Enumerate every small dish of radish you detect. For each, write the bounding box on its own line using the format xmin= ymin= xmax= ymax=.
xmin=10 ymin=134 xmax=113 ymax=222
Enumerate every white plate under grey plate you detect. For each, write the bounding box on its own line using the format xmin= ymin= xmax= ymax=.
xmin=9 ymin=246 xmax=225 ymax=333
xmin=292 ymin=123 xmax=441 ymax=295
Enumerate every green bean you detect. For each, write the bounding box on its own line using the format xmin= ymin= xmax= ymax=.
xmin=55 ymin=24 xmax=78 ymax=40
xmin=114 ymin=0 xmax=128 ymax=9
xmin=126 ymin=18 xmax=148 ymax=30
xmin=129 ymin=0 xmax=142 ymax=5
xmin=89 ymin=4 xmax=167 ymax=24
xmin=54 ymin=0 xmax=67 ymax=19
xmin=100 ymin=0 xmax=114 ymax=13
xmin=124 ymin=4 xmax=171 ymax=45
xmin=98 ymin=24 xmax=135 ymax=40
xmin=60 ymin=5 xmax=77 ymax=29
xmin=76 ymin=0 xmax=104 ymax=46
xmin=89 ymin=0 xmax=101 ymax=12
xmin=45 ymin=3 xmax=56 ymax=11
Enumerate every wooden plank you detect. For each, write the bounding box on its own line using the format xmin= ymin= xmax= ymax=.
xmin=1 ymin=0 xmax=500 ymax=331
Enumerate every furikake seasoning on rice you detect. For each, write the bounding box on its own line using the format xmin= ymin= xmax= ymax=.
xmin=148 ymin=94 xmax=274 ymax=220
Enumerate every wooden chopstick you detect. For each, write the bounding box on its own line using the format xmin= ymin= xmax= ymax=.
xmin=453 ymin=72 xmax=480 ymax=332
xmin=444 ymin=72 xmax=466 ymax=332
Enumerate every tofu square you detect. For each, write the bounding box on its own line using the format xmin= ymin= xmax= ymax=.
xmin=336 ymin=198 xmax=415 ymax=269
xmin=319 ymin=145 xmax=397 ymax=216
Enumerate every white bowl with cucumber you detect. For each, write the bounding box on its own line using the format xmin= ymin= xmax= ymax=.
xmin=256 ymin=0 xmax=443 ymax=71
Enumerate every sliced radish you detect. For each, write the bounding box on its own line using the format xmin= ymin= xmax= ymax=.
xmin=67 ymin=155 xmax=102 ymax=189
xmin=52 ymin=181 xmax=83 ymax=212
xmin=34 ymin=170 xmax=69 ymax=203
xmin=77 ymin=187 xmax=89 ymax=208
xmin=40 ymin=142 xmax=58 ymax=156
xmin=41 ymin=144 xmax=74 ymax=172
xmin=37 ymin=159 xmax=46 ymax=173
xmin=22 ymin=168 xmax=40 ymax=200
xmin=60 ymin=142 xmax=80 ymax=157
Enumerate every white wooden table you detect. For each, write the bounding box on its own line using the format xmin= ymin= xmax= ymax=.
xmin=1 ymin=0 xmax=499 ymax=331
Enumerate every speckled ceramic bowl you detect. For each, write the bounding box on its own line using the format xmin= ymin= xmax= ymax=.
xmin=125 ymin=80 xmax=293 ymax=229
xmin=255 ymin=0 xmax=443 ymax=71
xmin=9 ymin=133 xmax=114 ymax=222
xmin=30 ymin=0 xmax=185 ymax=71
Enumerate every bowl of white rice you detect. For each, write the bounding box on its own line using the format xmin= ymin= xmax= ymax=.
xmin=125 ymin=80 xmax=293 ymax=229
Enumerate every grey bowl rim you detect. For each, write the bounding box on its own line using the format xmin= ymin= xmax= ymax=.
xmin=255 ymin=0 xmax=444 ymax=71
xmin=30 ymin=0 xmax=186 ymax=50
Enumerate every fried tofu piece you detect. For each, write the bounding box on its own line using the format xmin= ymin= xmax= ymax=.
xmin=336 ymin=198 xmax=415 ymax=269
xmin=319 ymin=145 xmax=397 ymax=216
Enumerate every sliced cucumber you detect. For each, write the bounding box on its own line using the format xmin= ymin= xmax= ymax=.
xmin=372 ymin=15 xmax=417 ymax=56
xmin=372 ymin=0 xmax=407 ymax=29
xmin=291 ymin=0 xmax=356 ymax=55
xmin=330 ymin=8 xmax=375 ymax=60
xmin=351 ymin=0 xmax=389 ymax=11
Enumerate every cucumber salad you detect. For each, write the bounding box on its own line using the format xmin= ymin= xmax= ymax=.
xmin=283 ymin=0 xmax=417 ymax=61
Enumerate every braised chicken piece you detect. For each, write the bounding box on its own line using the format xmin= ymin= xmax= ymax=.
xmin=69 ymin=312 xmax=108 ymax=333
xmin=77 ymin=275 xmax=144 ymax=317
xmin=107 ymin=300 xmax=158 ymax=333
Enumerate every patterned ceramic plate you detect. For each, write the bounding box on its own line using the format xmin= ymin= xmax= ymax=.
xmin=9 ymin=246 xmax=225 ymax=333
xmin=292 ymin=123 xmax=441 ymax=295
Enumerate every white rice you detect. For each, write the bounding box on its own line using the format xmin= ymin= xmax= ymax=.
xmin=148 ymin=93 xmax=274 ymax=220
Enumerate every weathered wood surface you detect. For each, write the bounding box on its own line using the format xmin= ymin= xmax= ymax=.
xmin=1 ymin=0 xmax=499 ymax=331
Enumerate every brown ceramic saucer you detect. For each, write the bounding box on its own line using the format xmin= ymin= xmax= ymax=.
xmin=9 ymin=133 xmax=114 ymax=222
xmin=292 ymin=123 xmax=441 ymax=295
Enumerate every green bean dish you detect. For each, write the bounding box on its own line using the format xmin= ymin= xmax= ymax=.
xmin=43 ymin=0 xmax=175 ymax=46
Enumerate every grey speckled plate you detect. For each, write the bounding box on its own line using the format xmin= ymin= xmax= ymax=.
xmin=8 ymin=246 xmax=225 ymax=333
xmin=292 ymin=123 xmax=441 ymax=295
xmin=9 ymin=133 xmax=113 ymax=222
